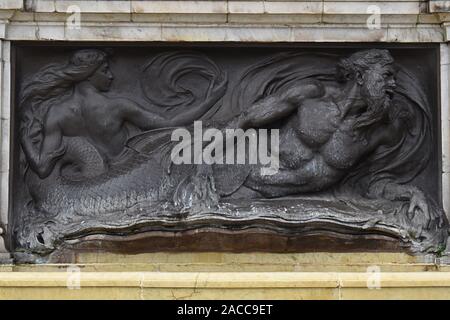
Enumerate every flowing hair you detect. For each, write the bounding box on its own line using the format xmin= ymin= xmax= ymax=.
xmin=336 ymin=49 xmax=394 ymax=133
xmin=20 ymin=49 xmax=108 ymax=146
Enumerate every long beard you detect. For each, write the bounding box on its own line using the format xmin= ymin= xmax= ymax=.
xmin=353 ymin=89 xmax=391 ymax=133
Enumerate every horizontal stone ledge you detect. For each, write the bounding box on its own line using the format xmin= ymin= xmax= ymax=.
xmin=228 ymin=1 xmax=322 ymax=14
xmin=10 ymin=12 xmax=439 ymax=25
xmin=0 ymin=272 xmax=450 ymax=288
xmin=239 ymin=1 xmax=411 ymax=15
xmin=16 ymin=252 xmax=440 ymax=270
xmin=227 ymin=14 xmax=431 ymax=24
xmin=228 ymin=1 xmax=421 ymax=15
xmin=323 ymin=1 xmax=422 ymax=15
xmin=18 ymin=0 xmax=426 ymax=15
xmin=4 ymin=22 xmax=444 ymax=42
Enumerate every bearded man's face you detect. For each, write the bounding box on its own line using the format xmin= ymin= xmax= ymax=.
xmin=360 ymin=64 xmax=396 ymax=102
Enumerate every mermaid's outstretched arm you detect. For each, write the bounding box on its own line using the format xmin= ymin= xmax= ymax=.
xmin=119 ymin=74 xmax=227 ymax=129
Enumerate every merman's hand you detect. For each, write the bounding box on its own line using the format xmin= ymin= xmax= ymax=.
xmin=382 ymin=183 xmax=446 ymax=231
xmin=406 ymin=187 xmax=444 ymax=230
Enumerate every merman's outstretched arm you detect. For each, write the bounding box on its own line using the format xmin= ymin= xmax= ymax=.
xmin=228 ymin=79 xmax=325 ymax=129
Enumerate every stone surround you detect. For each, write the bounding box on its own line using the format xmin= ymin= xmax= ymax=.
xmin=0 ymin=1 xmax=447 ymax=42
xmin=0 ymin=0 xmax=450 ymax=298
xmin=1 ymin=1 xmax=448 ymax=250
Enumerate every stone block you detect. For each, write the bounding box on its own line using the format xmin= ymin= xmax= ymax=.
xmin=10 ymin=12 xmax=35 ymax=22
xmin=291 ymin=26 xmax=388 ymax=42
xmin=64 ymin=23 xmax=162 ymax=41
xmin=0 ymin=0 xmax=23 ymax=10
xmin=131 ymin=1 xmax=227 ymax=14
xmin=131 ymin=13 xmax=227 ymax=24
xmin=430 ymin=0 xmax=450 ymax=13
xmin=161 ymin=24 xmax=291 ymax=42
xmin=264 ymin=1 xmax=323 ymax=14
xmin=28 ymin=0 xmax=56 ymax=13
xmin=324 ymin=1 xmax=420 ymax=15
xmin=228 ymin=1 xmax=264 ymax=14
xmin=228 ymin=13 xmax=322 ymax=24
xmin=55 ymin=0 xmax=131 ymax=14
xmin=386 ymin=25 xmax=444 ymax=42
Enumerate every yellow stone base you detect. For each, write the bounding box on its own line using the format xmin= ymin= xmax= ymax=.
xmin=0 ymin=271 xmax=449 ymax=299
xmin=12 ymin=252 xmax=446 ymax=272
xmin=2 ymin=252 xmax=450 ymax=299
